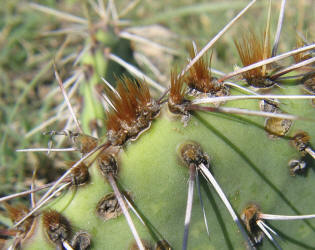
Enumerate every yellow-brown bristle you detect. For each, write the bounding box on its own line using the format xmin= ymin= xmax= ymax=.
xmin=291 ymin=131 xmax=310 ymax=152
xmin=169 ymin=70 xmax=186 ymax=106
xmin=105 ymin=76 xmax=159 ymax=145
xmin=4 ymin=203 xmax=27 ymax=223
xmin=185 ymin=45 xmax=215 ymax=93
xmin=234 ymin=31 xmax=273 ymax=88
xmin=43 ymin=210 xmax=71 ymax=244
xmin=241 ymin=204 xmax=263 ymax=244
xmin=4 ymin=203 xmax=33 ymax=234
xmin=69 ymin=132 xmax=98 ymax=154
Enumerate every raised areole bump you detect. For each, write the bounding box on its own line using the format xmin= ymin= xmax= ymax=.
xmin=260 ymin=99 xmax=293 ymax=138
xmin=288 ymin=159 xmax=307 ymax=176
xmin=71 ymin=231 xmax=91 ymax=250
xmin=4 ymin=203 xmax=34 ymax=241
xmin=67 ymin=162 xmax=90 ymax=186
xmin=96 ymin=193 xmax=124 ymax=221
xmin=42 ymin=210 xmax=72 ymax=248
xmin=178 ymin=141 xmax=209 ymax=167
xmin=241 ymin=203 xmax=263 ymax=245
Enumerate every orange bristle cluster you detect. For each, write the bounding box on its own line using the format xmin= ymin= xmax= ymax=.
xmin=185 ymin=45 xmax=224 ymax=94
xmin=234 ymin=32 xmax=274 ymax=88
xmin=168 ymin=70 xmax=188 ymax=114
xmin=105 ymin=76 xmax=160 ymax=146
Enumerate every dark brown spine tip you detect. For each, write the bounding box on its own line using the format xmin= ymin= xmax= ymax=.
xmin=241 ymin=204 xmax=263 ymax=244
xmin=105 ymin=76 xmax=160 ymax=146
xmin=42 ymin=210 xmax=71 ymax=246
xmin=178 ymin=141 xmax=209 ymax=167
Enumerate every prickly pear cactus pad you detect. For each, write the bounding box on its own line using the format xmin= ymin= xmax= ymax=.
xmin=1 ymin=1 xmax=315 ymax=250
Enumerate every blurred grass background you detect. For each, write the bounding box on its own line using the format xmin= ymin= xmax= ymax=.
xmin=0 ymin=0 xmax=313 ymax=200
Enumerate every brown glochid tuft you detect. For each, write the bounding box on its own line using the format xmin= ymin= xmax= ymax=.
xmin=241 ymin=203 xmax=263 ymax=245
xmin=185 ymin=45 xmax=227 ymax=95
xmin=291 ymin=131 xmax=310 ymax=152
xmin=178 ymin=141 xmax=209 ymax=167
xmin=234 ymin=31 xmax=274 ymax=88
xmin=97 ymin=150 xmax=118 ymax=177
xmin=42 ymin=210 xmax=71 ymax=246
xmin=68 ymin=162 xmax=90 ymax=186
xmin=105 ymin=76 xmax=160 ymax=146
xmin=4 ymin=203 xmax=34 ymax=236
xmin=168 ymin=69 xmax=189 ymax=115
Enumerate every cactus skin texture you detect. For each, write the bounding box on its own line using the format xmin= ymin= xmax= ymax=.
xmin=3 ymin=1 xmax=315 ymax=250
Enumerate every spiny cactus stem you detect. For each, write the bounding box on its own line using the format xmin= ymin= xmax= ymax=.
xmin=187 ymin=105 xmax=300 ymax=120
xmin=272 ymin=0 xmax=286 ymax=57
xmin=261 ymin=0 xmax=271 ymax=76
xmin=107 ymin=53 xmax=165 ymax=93
xmin=14 ymin=182 xmax=71 ymax=229
xmin=218 ymin=43 xmax=315 ymax=82
xmin=270 ymin=56 xmax=315 ymax=80
xmin=195 ymin=171 xmax=209 ymax=236
xmin=101 ymin=77 xmax=120 ymax=97
xmin=192 ymin=94 xmax=315 ymax=105
xmin=223 ymin=81 xmax=259 ymax=96
xmin=16 ymin=148 xmax=76 ymax=152
xmin=256 ymin=220 xmax=282 ymax=250
xmin=198 ymin=163 xmax=255 ymax=250
xmin=259 ymin=214 xmax=315 ymax=221
xmin=54 ymin=65 xmax=82 ymax=133
xmin=13 ymin=142 xmax=109 ymax=229
xmin=180 ymin=0 xmax=256 ymax=78
xmin=305 ymin=147 xmax=315 ymax=160
xmin=62 ymin=239 xmax=74 ymax=250
xmin=182 ymin=164 xmax=196 ymax=250
xmin=257 ymin=220 xmax=278 ymax=237
xmin=0 ymin=182 xmax=57 ymax=203
xmin=119 ymin=31 xmax=179 ymax=55
xmin=106 ymin=173 xmax=145 ymax=250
